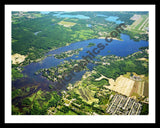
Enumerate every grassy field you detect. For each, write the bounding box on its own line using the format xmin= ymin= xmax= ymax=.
xmin=144 ymin=81 xmax=149 ymax=97
xmin=127 ymin=14 xmax=149 ymax=33
xmin=74 ymin=86 xmax=99 ymax=104
xmin=130 ymin=81 xmax=145 ymax=98
xmin=58 ymin=21 xmax=76 ymax=27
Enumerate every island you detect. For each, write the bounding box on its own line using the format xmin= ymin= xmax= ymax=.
xmin=87 ymin=42 xmax=96 ymax=48
xmin=54 ymin=48 xmax=83 ymax=59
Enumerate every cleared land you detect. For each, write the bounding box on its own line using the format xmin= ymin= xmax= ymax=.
xmin=130 ymin=81 xmax=145 ymax=97
xmin=127 ymin=14 xmax=149 ymax=33
xmin=58 ymin=21 xmax=76 ymax=27
xmin=130 ymin=14 xmax=141 ymax=20
xmin=143 ymin=81 xmax=149 ymax=97
xmin=74 ymin=86 xmax=99 ymax=104
xmin=12 ymin=53 xmax=27 ymax=64
xmin=129 ymin=15 xmax=143 ymax=29
xmin=104 ymin=75 xmax=135 ymax=96
xmin=97 ymin=73 xmax=148 ymax=98
xmin=138 ymin=17 xmax=149 ymax=31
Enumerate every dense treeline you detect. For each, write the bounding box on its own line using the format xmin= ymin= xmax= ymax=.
xmin=140 ymin=103 xmax=149 ymax=115
xmin=95 ymin=50 xmax=148 ymax=79
xmin=123 ymin=30 xmax=149 ymax=41
xmin=12 ymin=18 xmax=72 ymax=55
xmin=12 ymin=13 xmax=98 ymax=63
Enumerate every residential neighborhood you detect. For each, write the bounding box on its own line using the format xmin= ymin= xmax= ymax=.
xmin=106 ymin=94 xmax=142 ymax=115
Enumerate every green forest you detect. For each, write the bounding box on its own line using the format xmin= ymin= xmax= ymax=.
xmin=94 ymin=49 xmax=148 ymax=79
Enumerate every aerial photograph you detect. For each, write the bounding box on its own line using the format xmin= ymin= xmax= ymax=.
xmin=11 ymin=11 xmax=149 ymax=115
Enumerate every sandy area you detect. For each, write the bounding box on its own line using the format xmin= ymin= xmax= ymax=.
xmin=99 ymin=75 xmax=134 ymax=96
xmin=107 ymin=76 xmax=135 ymax=96
xmin=99 ymin=73 xmax=148 ymax=98
xmin=12 ymin=53 xmax=27 ymax=64
xmin=137 ymin=58 xmax=148 ymax=62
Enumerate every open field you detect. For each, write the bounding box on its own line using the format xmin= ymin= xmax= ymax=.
xmin=74 ymin=86 xmax=99 ymax=104
xmin=58 ymin=21 xmax=76 ymax=27
xmin=130 ymin=81 xmax=145 ymax=98
xmin=12 ymin=53 xmax=27 ymax=64
xmin=129 ymin=15 xmax=143 ymax=29
xmin=138 ymin=17 xmax=149 ymax=31
xmin=99 ymin=73 xmax=148 ymax=98
xmin=143 ymin=81 xmax=149 ymax=97
xmin=104 ymin=75 xmax=135 ymax=96
xmin=137 ymin=58 xmax=148 ymax=62
xmin=127 ymin=14 xmax=149 ymax=33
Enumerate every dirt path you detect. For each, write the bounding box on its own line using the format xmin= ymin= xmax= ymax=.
xmin=95 ymin=74 xmax=108 ymax=81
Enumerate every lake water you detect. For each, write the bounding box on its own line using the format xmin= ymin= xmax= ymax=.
xmin=96 ymin=14 xmax=108 ymax=17
xmin=41 ymin=12 xmax=123 ymax=24
xmin=96 ymin=14 xmax=124 ymax=24
xmin=40 ymin=11 xmax=51 ymax=14
xmin=105 ymin=16 xmax=124 ymax=24
xmin=13 ymin=34 xmax=148 ymax=92
xmin=87 ymin=24 xmax=92 ymax=27
xmin=52 ymin=14 xmax=90 ymax=19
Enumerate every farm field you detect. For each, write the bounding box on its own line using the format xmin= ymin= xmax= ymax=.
xmin=143 ymin=81 xmax=149 ymax=97
xmin=102 ymin=73 xmax=148 ymax=99
xmin=103 ymin=75 xmax=135 ymax=96
xmin=74 ymin=85 xmax=99 ymax=104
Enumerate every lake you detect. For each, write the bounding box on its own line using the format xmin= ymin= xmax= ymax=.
xmin=13 ymin=34 xmax=148 ymax=92
xmin=105 ymin=16 xmax=124 ymax=24
xmin=96 ymin=14 xmax=124 ymax=24
xmin=96 ymin=14 xmax=108 ymax=17
xmin=52 ymin=13 xmax=90 ymax=19
xmin=87 ymin=24 xmax=92 ymax=27
xmin=41 ymin=12 xmax=124 ymax=24
xmin=40 ymin=11 xmax=51 ymax=14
